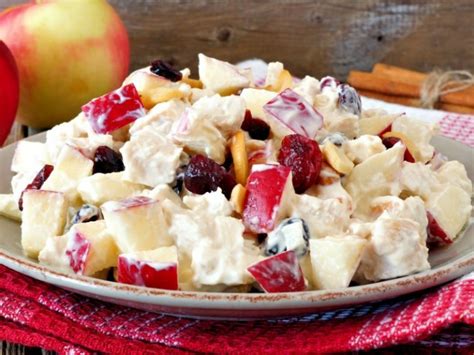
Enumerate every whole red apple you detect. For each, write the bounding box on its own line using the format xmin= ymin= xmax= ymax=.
xmin=0 ymin=41 xmax=19 ymax=145
xmin=0 ymin=0 xmax=130 ymax=129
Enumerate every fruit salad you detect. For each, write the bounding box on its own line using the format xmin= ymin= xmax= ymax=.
xmin=0 ymin=54 xmax=472 ymax=293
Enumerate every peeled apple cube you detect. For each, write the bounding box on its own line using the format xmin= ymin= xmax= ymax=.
xmin=118 ymin=246 xmax=179 ymax=290
xmin=247 ymin=250 xmax=305 ymax=292
xmin=198 ymin=53 xmax=250 ymax=95
xmin=82 ymin=83 xmax=146 ymax=134
xmin=102 ymin=196 xmax=173 ymax=253
xmin=243 ymin=165 xmax=294 ymax=234
xmin=426 ymin=185 xmax=471 ymax=243
xmin=21 ymin=190 xmax=68 ymax=258
xmin=309 ymin=236 xmax=367 ymax=290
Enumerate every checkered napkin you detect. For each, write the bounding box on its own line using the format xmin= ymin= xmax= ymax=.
xmin=1 ymin=95 xmax=473 ymax=353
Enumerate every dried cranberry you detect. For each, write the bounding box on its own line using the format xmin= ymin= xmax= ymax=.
xmin=18 ymin=164 xmax=54 ymax=211
xmin=337 ymin=84 xmax=361 ymax=116
xmin=382 ymin=137 xmax=415 ymax=162
xmin=93 ymin=146 xmax=125 ymax=174
xmin=278 ymin=134 xmax=322 ymax=193
xmin=150 ymin=59 xmax=182 ymax=82
xmin=184 ymin=154 xmax=236 ymax=198
xmin=241 ymin=110 xmax=270 ymax=140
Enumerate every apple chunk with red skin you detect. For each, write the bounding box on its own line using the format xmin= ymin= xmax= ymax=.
xmin=65 ymin=221 xmax=119 ymax=276
xmin=243 ymin=165 xmax=294 ymax=234
xmin=247 ymin=250 xmax=305 ymax=292
xmin=82 ymin=83 xmax=145 ymax=134
xmin=118 ymin=246 xmax=178 ymax=290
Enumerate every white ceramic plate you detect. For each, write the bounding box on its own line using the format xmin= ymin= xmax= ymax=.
xmin=0 ymin=133 xmax=472 ymax=320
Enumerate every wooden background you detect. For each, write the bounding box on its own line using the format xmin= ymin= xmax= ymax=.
xmin=1 ymin=0 xmax=474 ymax=81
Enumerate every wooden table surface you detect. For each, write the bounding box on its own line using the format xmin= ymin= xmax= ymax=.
xmin=1 ymin=0 xmax=474 ymax=81
xmin=0 ymin=0 xmax=473 ymax=353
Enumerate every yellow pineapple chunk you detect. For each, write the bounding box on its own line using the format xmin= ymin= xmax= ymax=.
xmin=323 ymin=142 xmax=354 ymax=175
xmin=230 ymin=184 xmax=247 ymax=214
xmin=230 ymin=131 xmax=249 ymax=185
xmin=141 ymin=87 xmax=185 ymax=109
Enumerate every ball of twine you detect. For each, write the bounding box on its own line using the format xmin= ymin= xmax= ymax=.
xmin=420 ymin=69 xmax=474 ymax=109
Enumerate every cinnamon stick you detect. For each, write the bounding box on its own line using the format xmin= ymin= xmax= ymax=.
xmin=348 ymin=71 xmax=420 ymax=98
xmin=370 ymin=64 xmax=474 ymax=107
xmin=359 ymin=90 xmax=474 ymax=115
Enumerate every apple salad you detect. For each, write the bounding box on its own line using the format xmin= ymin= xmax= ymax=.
xmin=0 ymin=54 xmax=472 ymax=293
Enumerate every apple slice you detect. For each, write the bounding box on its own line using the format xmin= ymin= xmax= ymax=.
xmin=18 ymin=164 xmax=54 ymax=210
xmin=21 ymin=190 xmax=68 ymax=258
xmin=358 ymin=111 xmax=398 ymax=136
xmin=247 ymin=250 xmax=305 ymax=292
xmin=82 ymin=83 xmax=146 ymax=134
xmin=118 ymin=246 xmax=178 ymax=290
xmin=243 ymin=165 xmax=294 ymax=234
xmin=65 ymin=221 xmax=119 ymax=275
xmin=0 ymin=41 xmax=19 ymax=145
xmin=102 ymin=196 xmax=173 ymax=253
xmin=263 ymin=88 xmax=323 ymax=139
xmin=198 ymin=53 xmax=250 ymax=95
xmin=426 ymin=185 xmax=471 ymax=244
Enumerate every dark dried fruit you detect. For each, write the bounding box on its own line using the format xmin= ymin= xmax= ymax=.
xmin=150 ymin=59 xmax=182 ymax=82
xmin=71 ymin=205 xmax=102 ymax=225
xmin=184 ymin=154 xmax=236 ymax=198
xmin=241 ymin=110 xmax=270 ymax=140
xmin=278 ymin=134 xmax=322 ymax=193
xmin=337 ymin=84 xmax=361 ymax=116
xmin=18 ymin=164 xmax=54 ymax=211
xmin=93 ymin=146 xmax=125 ymax=174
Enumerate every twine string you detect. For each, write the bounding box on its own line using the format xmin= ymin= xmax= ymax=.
xmin=420 ymin=69 xmax=474 ymax=109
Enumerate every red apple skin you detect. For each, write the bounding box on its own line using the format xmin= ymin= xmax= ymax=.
xmin=0 ymin=40 xmax=19 ymax=145
xmin=427 ymin=212 xmax=453 ymax=245
xmin=65 ymin=231 xmax=91 ymax=274
xmin=82 ymin=83 xmax=145 ymax=134
xmin=0 ymin=0 xmax=130 ymax=128
xmin=378 ymin=124 xmax=392 ymax=138
xmin=243 ymin=165 xmax=292 ymax=234
xmin=118 ymin=255 xmax=178 ymax=290
xmin=247 ymin=250 xmax=305 ymax=293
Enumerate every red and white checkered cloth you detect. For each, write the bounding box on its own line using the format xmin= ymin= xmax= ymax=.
xmin=1 ymin=98 xmax=473 ymax=353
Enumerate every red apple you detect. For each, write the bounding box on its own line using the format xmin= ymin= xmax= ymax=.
xmin=82 ymin=83 xmax=145 ymax=134
xmin=247 ymin=250 xmax=305 ymax=292
xmin=243 ymin=165 xmax=294 ymax=234
xmin=263 ymin=88 xmax=323 ymax=139
xmin=0 ymin=0 xmax=130 ymax=128
xmin=66 ymin=228 xmax=91 ymax=274
xmin=118 ymin=247 xmax=179 ymax=290
xmin=0 ymin=40 xmax=19 ymax=145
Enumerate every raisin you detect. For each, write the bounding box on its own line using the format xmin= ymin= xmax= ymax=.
xmin=150 ymin=59 xmax=182 ymax=82
xmin=93 ymin=146 xmax=125 ymax=174
xmin=278 ymin=134 xmax=322 ymax=193
xmin=338 ymin=84 xmax=361 ymax=116
xmin=241 ymin=110 xmax=270 ymax=140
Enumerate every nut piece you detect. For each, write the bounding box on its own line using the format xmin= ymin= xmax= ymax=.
xmin=230 ymin=130 xmax=249 ymax=185
xmin=230 ymin=184 xmax=247 ymax=214
xmin=322 ymin=141 xmax=354 ymax=175
xmin=182 ymin=77 xmax=203 ymax=88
